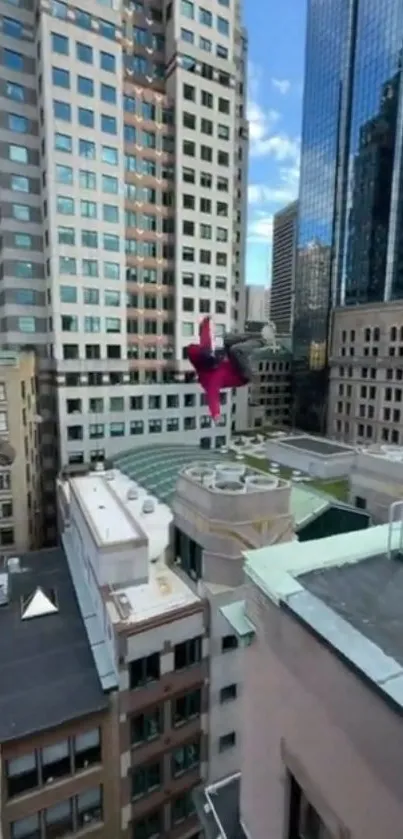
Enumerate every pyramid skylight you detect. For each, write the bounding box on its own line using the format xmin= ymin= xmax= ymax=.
xmin=21 ymin=587 xmax=58 ymax=620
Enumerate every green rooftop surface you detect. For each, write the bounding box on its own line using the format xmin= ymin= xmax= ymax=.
xmin=243 ymin=522 xmax=397 ymax=605
xmin=112 ymin=443 xmax=349 ymax=526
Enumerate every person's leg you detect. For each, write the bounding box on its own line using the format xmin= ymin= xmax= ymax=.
xmin=227 ymin=338 xmax=263 ymax=380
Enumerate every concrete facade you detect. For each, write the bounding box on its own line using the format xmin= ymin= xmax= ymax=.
xmin=349 ymin=445 xmax=403 ymax=523
xmin=270 ymin=200 xmax=298 ymax=337
xmin=247 ymin=346 xmax=292 ymax=431
xmin=329 ymin=302 xmax=403 ymax=447
xmin=0 ymin=350 xmax=42 ymax=554
xmin=241 ymin=575 xmax=403 ymax=839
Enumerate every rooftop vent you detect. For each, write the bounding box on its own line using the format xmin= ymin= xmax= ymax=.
xmin=21 ymin=587 xmax=58 ymax=620
xmin=186 ymin=466 xmax=216 ymax=483
xmin=7 ymin=557 xmax=21 ymax=573
xmin=0 ymin=572 xmax=9 ymax=606
xmin=142 ymin=498 xmax=155 ymax=514
xmin=105 ymin=471 xmax=115 ymax=481
xmin=244 ymin=474 xmax=279 ymax=491
xmin=127 ymin=487 xmax=139 ymax=500
xmin=94 ymin=461 xmax=105 ymax=473
xmin=215 ymin=480 xmax=245 ymax=494
xmin=215 ymin=463 xmax=245 ymax=483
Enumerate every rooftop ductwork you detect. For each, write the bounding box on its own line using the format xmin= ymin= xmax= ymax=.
xmin=215 ymin=463 xmax=246 ymax=483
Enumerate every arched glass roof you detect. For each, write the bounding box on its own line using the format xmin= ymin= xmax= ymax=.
xmin=113 ymin=444 xmax=222 ymax=504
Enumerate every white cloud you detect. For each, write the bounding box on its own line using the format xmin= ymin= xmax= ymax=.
xmin=247 ymin=64 xmax=300 ymax=162
xmin=272 ymin=78 xmax=291 ymax=95
xmin=248 ymin=162 xmax=300 ymax=207
xmin=248 ymin=213 xmax=274 ymax=245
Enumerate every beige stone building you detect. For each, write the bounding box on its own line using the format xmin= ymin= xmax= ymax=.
xmin=0 ymin=350 xmax=42 ymax=555
xmin=328 ymin=302 xmax=403 ymax=446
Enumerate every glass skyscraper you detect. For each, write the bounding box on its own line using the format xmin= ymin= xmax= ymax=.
xmin=293 ymin=0 xmax=403 ymax=432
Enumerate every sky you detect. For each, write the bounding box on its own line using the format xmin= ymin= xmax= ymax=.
xmin=244 ymin=1 xmax=306 ymax=287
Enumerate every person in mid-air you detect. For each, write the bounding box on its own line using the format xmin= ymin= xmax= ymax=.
xmin=187 ymin=317 xmax=267 ymax=421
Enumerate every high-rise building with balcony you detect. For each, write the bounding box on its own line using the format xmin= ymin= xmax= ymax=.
xmin=293 ymin=0 xmax=403 ymax=433
xmin=0 ymin=0 xmax=248 ymax=540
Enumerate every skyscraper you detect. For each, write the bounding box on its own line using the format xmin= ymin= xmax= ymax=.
xmin=270 ymin=199 xmax=298 ymax=336
xmin=293 ymin=0 xmax=403 ymax=432
xmin=0 ymin=0 xmax=248 ymax=520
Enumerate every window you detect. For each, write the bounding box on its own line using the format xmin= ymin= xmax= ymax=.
xmin=62 ymin=315 xmax=78 ymax=332
xmin=102 ymin=145 xmax=118 ymax=165
xmin=7 ymin=753 xmax=38 ymax=797
xmin=56 ymin=164 xmax=73 ymax=184
xmin=78 ymin=107 xmax=94 ymax=128
xmin=171 ymin=790 xmax=195 ymax=826
xmin=104 ymin=289 xmax=120 ymax=306
xmin=172 ymin=689 xmax=201 ymax=726
xmin=132 ymin=761 xmax=161 ymax=800
xmin=220 ymin=684 xmax=237 ymax=703
xmin=81 ymin=200 xmax=97 ymax=218
xmin=104 ymin=234 xmax=119 ymax=252
xmin=131 ymin=708 xmax=162 ymax=746
xmin=183 ymin=139 xmax=195 ymax=156
xmin=54 ymin=132 xmax=72 ymax=152
xmin=52 ymin=32 xmax=69 ymax=54
xmin=60 ymin=285 xmax=77 ymax=303
xmin=14 ymin=233 xmax=32 ymax=249
xmin=79 ymin=138 xmax=95 ymax=159
xmin=183 ymin=111 xmax=196 ymax=129
xmin=102 ymin=175 xmax=118 ymax=194
xmin=103 ymin=204 xmax=119 ymax=223
xmin=8 ymin=113 xmax=28 ymax=133
xmin=101 ymin=114 xmax=117 ymax=134
xmin=183 ymin=83 xmax=195 ymax=101
xmin=45 ymin=800 xmax=73 ymax=836
xmin=58 ymin=226 xmax=75 ymax=245
xmin=53 ymin=100 xmax=71 ymax=121
xmin=57 ymin=195 xmax=74 ymax=214
xmin=174 ymin=637 xmax=202 ymax=670
xmin=10 ymin=814 xmax=40 ymax=839
xmin=83 ymin=260 xmax=98 ymax=277
xmin=100 ymin=50 xmax=115 ymax=72
xmin=79 ymin=169 xmax=96 ymax=189
xmin=217 ymin=16 xmax=229 ymax=35
xmin=9 ymin=144 xmax=28 ymax=163
xmin=4 ymin=49 xmax=23 ymax=71
xmin=76 ymin=41 xmax=93 ymax=63
xmin=77 ymin=75 xmax=94 ymax=96
xmin=132 ymin=811 xmax=162 ymax=839
xmin=12 ymin=203 xmax=30 ymax=221
xmin=199 ymin=7 xmax=212 ymax=25
xmin=181 ymin=27 xmax=194 ymax=44
xmin=11 ymin=175 xmax=29 ymax=192
xmin=6 ymin=81 xmax=25 ymax=101
xmin=219 ymin=731 xmax=236 ymax=751
xmin=84 ymin=316 xmax=100 ymax=332
xmin=129 ymin=653 xmax=160 ymax=689
xmin=42 ymin=741 xmax=70 ymax=783
xmin=101 ymin=83 xmax=116 ymax=103
xmin=181 ymin=0 xmax=194 ymax=18
xmin=76 ymin=787 xmax=102 ymax=829
xmin=52 ymin=66 xmax=70 ymax=88
xmin=222 ymin=634 xmax=238 ymax=653
xmin=200 ymin=36 xmax=211 ymax=51
xmin=172 ymin=740 xmax=200 ymax=776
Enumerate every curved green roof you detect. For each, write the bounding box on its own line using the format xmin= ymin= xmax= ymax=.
xmin=113 ymin=444 xmax=223 ymax=504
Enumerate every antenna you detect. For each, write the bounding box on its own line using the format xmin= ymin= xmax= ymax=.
xmin=387 ymin=500 xmax=403 ymax=560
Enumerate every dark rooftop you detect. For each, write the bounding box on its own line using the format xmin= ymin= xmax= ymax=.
xmin=300 ymin=553 xmax=403 ymax=667
xmin=282 ymin=436 xmax=353 ymax=456
xmin=0 ymin=547 xmax=108 ymax=744
xmin=193 ymin=777 xmax=246 ymax=839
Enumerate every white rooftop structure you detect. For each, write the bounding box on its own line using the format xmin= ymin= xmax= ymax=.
xmin=106 ymin=557 xmax=200 ymax=627
xmin=21 ymin=587 xmax=58 ymax=620
xmin=69 ymin=468 xmax=173 ymax=559
xmin=361 ymin=445 xmax=403 ymax=463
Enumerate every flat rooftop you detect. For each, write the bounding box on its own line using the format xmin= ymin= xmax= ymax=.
xmin=70 ymin=469 xmax=172 ymax=558
xmin=193 ymin=776 xmax=246 ymax=839
xmin=300 ymin=554 xmax=403 ymax=668
xmin=105 ymin=557 xmax=200 ymax=627
xmin=244 ymin=523 xmax=403 ymax=712
xmin=277 ymin=435 xmax=353 ymax=457
xmin=0 ymin=548 xmax=108 ymax=744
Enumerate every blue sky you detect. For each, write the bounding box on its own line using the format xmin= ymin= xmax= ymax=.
xmin=244 ymin=1 xmax=306 ymax=286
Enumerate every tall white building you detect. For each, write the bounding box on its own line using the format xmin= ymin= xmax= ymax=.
xmin=245 ymin=285 xmax=270 ymax=323
xmin=0 ymin=0 xmax=248 ymax=538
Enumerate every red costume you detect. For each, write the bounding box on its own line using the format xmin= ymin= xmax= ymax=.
xmin=187 ymin=317 xmax=247 ymax=421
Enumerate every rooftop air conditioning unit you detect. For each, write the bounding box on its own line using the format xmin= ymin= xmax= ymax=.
xmin=7 ymin=557 xmax=21 ymax=573
xmin=127 ymin=488 xmax=139 ymax=500
xmin=105 ymin=471 xmax=115 ymax=481
xmin=142 ymin=498 xmax=155 ymax=514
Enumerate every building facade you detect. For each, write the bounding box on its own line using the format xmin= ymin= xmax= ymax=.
xmin=328 ymin=301 xmax=403 ymax=447
xmin=245 ymin=285 xmax=270 ymax=325
xmin=270 ymin=200 xmax=298 ymax=337
xmin=0 ymin=0 xmax=248 ymax=524
xmin=293 ymin=0 xmax=403 ymax=432
xmin=247 ymin=345 xmax=292 ymax=431
xmin=236 ymin=525 xmax=403 ymax=839
xmin=0 ymin=350 xmax=42 ymax=554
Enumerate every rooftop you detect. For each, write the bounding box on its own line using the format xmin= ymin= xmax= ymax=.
xmin=105 ymin=557 xmax=200 ymax=627
xmin=274 ymin=435 xmax=354 ymax=457
xmin=70 ymin=468 xmax=173 ymax=559
xmin=0 ymin=548 xmax=108 ymax=744
xmin=193 ymin=775 xmax=246 ymax=839
xmin=113 ymin=443 xmax=353 ymax=522
xmin=244 ymin=523 xmax=403 ymax=712
xmin=360 ymin=444 xmax=403 ymax=464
